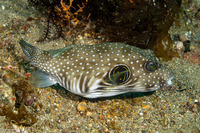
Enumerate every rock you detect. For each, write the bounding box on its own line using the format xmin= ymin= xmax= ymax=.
xmin=77 ymin=102 xmax=87 ymax=112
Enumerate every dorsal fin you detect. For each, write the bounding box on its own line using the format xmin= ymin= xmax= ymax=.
xmin=48 ymin=45 xmax=73 ymax=58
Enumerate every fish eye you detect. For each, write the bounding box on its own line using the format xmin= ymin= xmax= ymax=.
xmin=108 ymin=64 xmax=131 ymax=85
xmin=144 ymin=61 xmax=158 ymax=72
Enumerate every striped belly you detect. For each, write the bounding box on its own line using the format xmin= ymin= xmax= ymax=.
xmin=55 ymin=73 xmax=102 ymax=96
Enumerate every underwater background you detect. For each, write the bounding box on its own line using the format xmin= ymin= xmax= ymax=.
xmin=0 ymin=0 xmax=199 ymax=132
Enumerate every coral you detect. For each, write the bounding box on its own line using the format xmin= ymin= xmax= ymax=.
xmin=28 ymin=0 xmax=89 ymax=42
xmin=56 ymin=0 xmax=88 ymax=27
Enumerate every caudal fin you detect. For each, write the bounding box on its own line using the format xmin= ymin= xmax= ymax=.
xmin=19 ymin=39 xmax=37 ymax=61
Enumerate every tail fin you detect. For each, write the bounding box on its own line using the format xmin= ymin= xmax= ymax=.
xmin=19 ymin=39 xmax=38 ymax=61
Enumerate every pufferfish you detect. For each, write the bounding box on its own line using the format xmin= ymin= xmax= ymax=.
xmin=19 ymin=39 xmax=173 ymax=98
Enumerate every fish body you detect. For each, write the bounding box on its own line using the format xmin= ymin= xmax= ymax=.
xmin=19 ymin=39 xmax=173 ymax=98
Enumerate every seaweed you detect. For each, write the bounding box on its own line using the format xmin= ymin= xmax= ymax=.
xmin=0 ymin=104 xmax=37 ymax=126
xmin=0 ymin=69 xmax=42 ymax=126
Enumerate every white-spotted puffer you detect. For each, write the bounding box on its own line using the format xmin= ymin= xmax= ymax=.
xmin=19 ymin=39 xmax=173 ymax=98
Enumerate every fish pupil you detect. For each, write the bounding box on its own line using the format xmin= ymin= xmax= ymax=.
xmin=150 ymin=64 xmax=155 ymax=69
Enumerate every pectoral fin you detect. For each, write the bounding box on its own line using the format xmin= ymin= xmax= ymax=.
xmin=30 ymin=70 xmax=57 ymax=87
